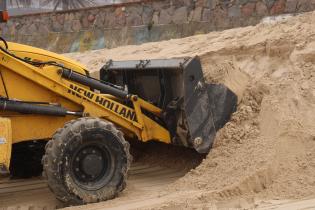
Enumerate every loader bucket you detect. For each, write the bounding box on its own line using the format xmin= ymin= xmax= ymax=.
xmin=100 ymin=56 xmax=237 ymax=153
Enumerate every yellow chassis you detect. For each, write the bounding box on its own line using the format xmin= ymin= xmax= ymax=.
xmin=0 ymin=42 xmax=171 ymax=172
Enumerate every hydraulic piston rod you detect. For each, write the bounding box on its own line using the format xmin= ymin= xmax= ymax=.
xmin=59 ymin=69 xmax=129 ymax=99
xmin=0 ymin=99 xmax=82 ymax=116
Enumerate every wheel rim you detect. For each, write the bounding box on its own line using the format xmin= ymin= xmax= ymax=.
xmin=71 ymin=143 xmax=113 ymax=190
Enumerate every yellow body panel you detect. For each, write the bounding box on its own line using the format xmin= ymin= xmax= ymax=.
xmin=0 ymin=118 xmax=12 ymax=171
xmin=7 ymin=42 xmax=87 ymax=75
xmin=9 ymin=115 xmax=76 ymax=143
xmin=0 ymin=42 xmax=171 ymax=170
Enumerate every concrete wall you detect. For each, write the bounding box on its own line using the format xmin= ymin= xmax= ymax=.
xmin=1 ymin=0 xmax=314 ymax=53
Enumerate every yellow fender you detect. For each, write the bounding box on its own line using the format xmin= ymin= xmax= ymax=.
xmin=0 ymin=117 xmax=12 ymax=174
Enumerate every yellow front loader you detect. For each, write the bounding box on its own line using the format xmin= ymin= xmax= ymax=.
xmin=0 ymin=37 xmax=237 ymax=205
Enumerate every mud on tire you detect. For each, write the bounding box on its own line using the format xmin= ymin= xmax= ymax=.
xmin=42 ymin=117 xmax=131 ymax=205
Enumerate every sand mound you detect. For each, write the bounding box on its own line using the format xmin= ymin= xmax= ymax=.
xmin=67 ymin=11 xmax=315 ymax=206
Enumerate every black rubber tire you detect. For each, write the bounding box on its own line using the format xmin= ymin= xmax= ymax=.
xmin=42 ymin=117 xmax=131 ymax=205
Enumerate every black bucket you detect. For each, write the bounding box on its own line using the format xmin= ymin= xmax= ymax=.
xmin=100 ymin=56 xmax=237 ymax=153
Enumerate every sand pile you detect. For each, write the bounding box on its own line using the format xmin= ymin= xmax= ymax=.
xmin=67 ymin=10 xmax=315 ymax=205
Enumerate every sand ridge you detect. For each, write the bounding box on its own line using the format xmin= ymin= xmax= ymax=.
xmin=66 ymin=11 xmax=315 ymax=209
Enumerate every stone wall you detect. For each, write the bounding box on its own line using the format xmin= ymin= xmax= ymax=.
xmin=1 ymin=0 xmax=315 ymax=53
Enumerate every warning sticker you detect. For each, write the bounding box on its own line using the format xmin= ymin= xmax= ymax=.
xmin=0 ymin=138 xmax=6 ymax=144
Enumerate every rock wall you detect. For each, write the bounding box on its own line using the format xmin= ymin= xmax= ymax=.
xmin=1 ymin=0 xmax=314 ymax=53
